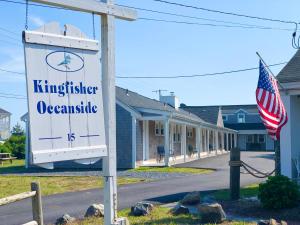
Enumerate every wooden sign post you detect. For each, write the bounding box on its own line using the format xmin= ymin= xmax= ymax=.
xmin=27 ymin=1 xmax=137 ymax=224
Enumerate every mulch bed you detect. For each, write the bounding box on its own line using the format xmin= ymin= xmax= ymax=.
xmin=220 ymin=199 xmax=300 ymax=225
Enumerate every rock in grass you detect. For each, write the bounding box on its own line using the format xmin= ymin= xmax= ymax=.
xmin=172 ymin=204 xmax=189 ymax=215
xmin=55 ymin=214 xmax=76 ymax=225
xmin=257 ymin=219 xmax=287 ymax=225
xmin=131 ymin=202 xmax=154 ymax=216
xmin=280 ymin=221 xmax=288 ymax=225
xmin=84 ymin=204 xmax=104 ymax=218
xmin=257 ymin=220 xmax=270 ymax=225
xmin=197 ymin=203 xmax=226 ymax=224
xmin=180 ymin=191 xmax=201 ymax=205
xmin=269 ymin=219 xmax=278 ymax=225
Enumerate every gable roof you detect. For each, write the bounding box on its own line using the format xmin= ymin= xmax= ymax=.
xmin=0 ymin=107 xmax=11 ymax=115
xmin=179 ymin=106 xmax=221 ymax=125
xmin=221 ymin=104 xmax=258 ymax=114
xmin=277 ymin=50 xmax=300 ymax=83
xmin=116 ymin=87 xmax=205 ymax=123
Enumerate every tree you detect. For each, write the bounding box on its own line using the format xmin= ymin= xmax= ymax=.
xmin=11 ymin=123 xmax=25 ymax=136
xmin=5 ymin=135 xmax=26 ymax=159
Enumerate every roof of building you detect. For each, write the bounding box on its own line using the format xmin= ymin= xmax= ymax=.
xmin=0 ymin=107 xmax=11 ymax=115
xmin=277 ymin=50 xmax=300 ymax=83
xmin=221 ymin=104 xmax=258 ymax=114
xmin=116 ymin=87 xmax=206 ymax=124
xmin=179 ymin=106 xmax=220 ymax=125
xmin=224 ymin=123 xmax=265 ymax=130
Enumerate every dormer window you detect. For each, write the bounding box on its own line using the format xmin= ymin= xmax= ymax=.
xmin=237 ymin=113 xmax=245 ymax=123
xmin=222 ymin=115 xmax=228 ymax=122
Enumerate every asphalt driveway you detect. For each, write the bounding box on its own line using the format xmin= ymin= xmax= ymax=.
xmin=0 ymin=151 xmax=274 ymax=225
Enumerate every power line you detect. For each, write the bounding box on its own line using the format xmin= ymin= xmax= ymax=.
xmin=0 ymin=68 xmax=24 ymax=75
xmin=0 ymin=94 xmax=26 ymax=99
xmin=139 ymin=17 xmax=292 ymax=31
xmin=0 ymin=62 xmax=287 ymax=79
xmin=0 ymin=27 xmax=19 ymax=36
xmin=0 ymin=32 xmax=21 ymax=42
xmin=117 ymin=62 xmax=287 ymax=79
xmin=151 ymin=0 xmax=298 ymax=25
xmin=0 ymin=92 xmax=26 ymax=97
xmin=0 ymin=39 xmax=22 ymax=46
xmin=118 ymin=4 xmax=294 ymax=31
xmin=0 ymin=0 xmax=295 ymax=32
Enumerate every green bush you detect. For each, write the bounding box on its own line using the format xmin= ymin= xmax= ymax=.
xmin=0 ymin=143 xmax=12 ymax=154
xmin=258 ymin=175 xmax=300 ymax=209
xmin=2 ymin=135 xmax=26 ymax=159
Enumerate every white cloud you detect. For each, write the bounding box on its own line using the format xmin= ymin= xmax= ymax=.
xmin=29 ymin=15 xmax=45 ymax=27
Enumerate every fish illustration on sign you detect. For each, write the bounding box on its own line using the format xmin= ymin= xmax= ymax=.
xmin=57 ymin=55 xmax=71 ymax=70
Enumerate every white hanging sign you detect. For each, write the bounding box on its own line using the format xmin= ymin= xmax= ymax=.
xmin=23 ymin=23 xmax=107 ymax=165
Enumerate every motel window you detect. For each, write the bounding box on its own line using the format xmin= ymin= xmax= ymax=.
xmin=174 ymin=125 xmax=181 ymax=143
xmin=247 ymin=135 xmax=253 ymax=143
xmin=187 ymin=127 xmax=193 ymax=138
xmin=259 ymin=134 xmax=265 ymax=143
xmin=237 ymin=113 xmax=245 ymax=123
xmin=155 ymin=121 xmax=164 ymax=136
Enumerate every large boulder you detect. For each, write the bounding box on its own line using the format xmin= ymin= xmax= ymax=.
xmin=55 ymin=214 xmax=76 ymax=225
xmin=180 ymin=191 xmax=201 ymax=205
xmin=172 ymin=204 xmax=189 ymax=215
xmin=257 ymin=219 xmax=288 ymax=225
xmin=131 ymin=202 xmax=154 ymax=216
xmin=84 ymin=204 xmax=104 ymax=218
xmin=197 ymin=203 xmax=226 ymax=224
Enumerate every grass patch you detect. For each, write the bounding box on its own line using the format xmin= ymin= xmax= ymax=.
xmin=213 ymin=184 xmax=259 ymax=201
xmin=129 ymin=166 xmax=213 ymax=174
xmin=0 ymin=159 xmax=26 ymax=173
xmin=70 ymin=206 xmax=255 ymax=225
xmin=0 ymin=176 xmax=146 ymax=198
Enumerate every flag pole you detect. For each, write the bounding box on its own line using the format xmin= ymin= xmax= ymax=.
xmin=256 ymin=51 xmax=282 ymax=175
xmin=256 ymin=52 xmax=286 ymax=92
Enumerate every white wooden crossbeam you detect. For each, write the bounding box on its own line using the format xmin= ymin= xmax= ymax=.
xmin=30 ymin=0 xmax=137 ymax=21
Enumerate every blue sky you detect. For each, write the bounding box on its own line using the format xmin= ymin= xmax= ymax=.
xmin=0 ymin=0 xmax=299 ymax=127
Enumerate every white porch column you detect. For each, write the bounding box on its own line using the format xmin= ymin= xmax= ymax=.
xmin=132 ymin=117 xmax=137 ymax=168
xmin=182 ymin=125 xmax=187 ymax=162
xmin=170 ymin=123 xmax=174 ymax=159
xmin=206 ymin=129 xmax=210 ymax=152
xmin=222 ymin=132 xmax=225 ymax=150
xmin=226 ymin=133 xmax=229 ymax=151
xmin=215 ymin=130 xmax=219 ymax=154
xmin=164 ymin=119 xmax=170 ymax=166
xmin=196 ymin=126 xmax=202 ymax=159
xmin=142 ymin=120 xmax=149 ymax=161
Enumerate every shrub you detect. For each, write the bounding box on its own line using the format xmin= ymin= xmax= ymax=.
xmin=0 ymin=143 xmax=12 ymax=154
xmin=258 ymin=175 xmax=300 ymax=209
xmin=5 ymin=135 xmax=26 ymax=159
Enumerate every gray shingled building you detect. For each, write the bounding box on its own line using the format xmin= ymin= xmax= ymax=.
xmin=181 ymin=105 xmax=275 ymax=151
xmin=22 ymin=87 xmax=237 ymax=169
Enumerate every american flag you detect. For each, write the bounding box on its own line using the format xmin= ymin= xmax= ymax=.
xmin=256 ymin=60 xmax=288 ymax=140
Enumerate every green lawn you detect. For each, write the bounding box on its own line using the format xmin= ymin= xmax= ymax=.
xmin=213 ymin=184 xmax=259 ymax=201
xmin=129 ymin=166 xmax=214 ymax=174
xmin=0 ymin=159 xmax=26 ymax=173
xmin=0 ymin=176 xmax=147 ymax=198
xmin=71 ymin=206 xmax=255 ymax=225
